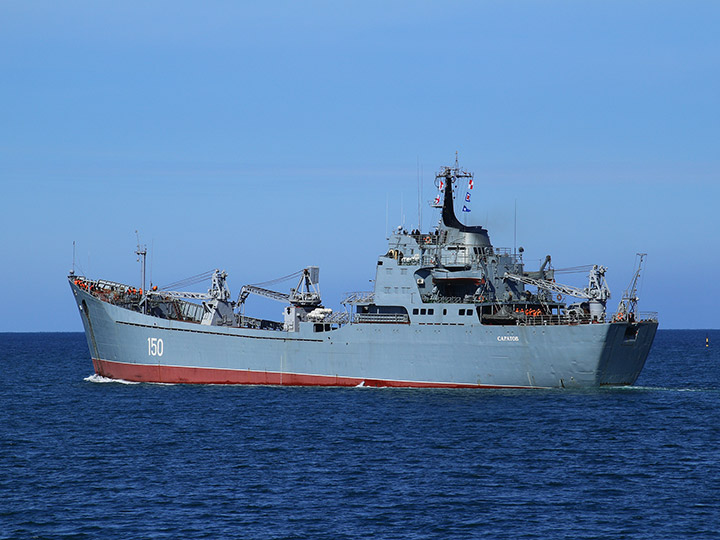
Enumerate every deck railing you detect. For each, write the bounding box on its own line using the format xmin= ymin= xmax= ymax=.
xmin=341 ymin=291 xmax=375 ymax=304
xmin=353 ymin=313 xmax=410 ymax=324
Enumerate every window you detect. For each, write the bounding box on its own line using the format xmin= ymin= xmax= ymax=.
xmin=428 ymin=309 xmax=434 ymax=315
xmin=443 ymin=309 xmax=447 ymax=315
xmin=459 ymin=309 xmax=465 ymax=316
xmin=467 ymin=310 xmax=473 ymax=316
xmin=413 ymin=308 xmax=419 ymax=315
xmin=421 ymin=309 xmax=427 ymax=315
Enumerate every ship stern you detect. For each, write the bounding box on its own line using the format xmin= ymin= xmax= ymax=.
xmin=596 ymin=320 xmax=659 ymax=386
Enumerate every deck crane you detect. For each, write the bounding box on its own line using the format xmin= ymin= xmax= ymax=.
xmin=504 ymin=265 xmax=611 ymax=321
xmin=146 ymin=270 xmax=234 ymax=325
xmin=615 ymin=253 xmax=646 ymax=322
xmin=148 ymin=269 xmax=231 ymax=301
xmin=237 ymin=267 xmax=322 ymax=309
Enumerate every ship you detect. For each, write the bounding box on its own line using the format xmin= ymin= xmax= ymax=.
xmin=69 ymin=161 xmax=658 ymax=388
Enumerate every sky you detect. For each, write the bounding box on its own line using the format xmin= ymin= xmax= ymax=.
xmin=1 ymin=1 xmax=718 ymax=331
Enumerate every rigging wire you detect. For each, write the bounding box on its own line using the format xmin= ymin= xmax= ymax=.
xmin=158 ymin=268 xmax=305 ymax=293
xmin=250 ymin=270 xmax=304 ymax=288
xmin=553 ymin=265 xmax=594 ymax=274
xmin=159 ymin=270 xmax=216 ymax=291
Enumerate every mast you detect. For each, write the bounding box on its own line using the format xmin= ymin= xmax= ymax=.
xmin=436 ymin=159 xmax=486 ymax=235
xmin=135 ymin=231 xmax=147 ymax=312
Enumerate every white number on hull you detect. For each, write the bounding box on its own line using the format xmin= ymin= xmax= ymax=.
xmin=147 ymin=337 xmax=164 ymax=356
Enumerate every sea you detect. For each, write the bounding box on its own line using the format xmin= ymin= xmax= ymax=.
xmin=1 ymin=330 xmax=719 ymax=539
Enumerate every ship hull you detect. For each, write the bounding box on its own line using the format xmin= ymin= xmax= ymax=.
xmin=72 ymin=284 xmax=657 ymax=389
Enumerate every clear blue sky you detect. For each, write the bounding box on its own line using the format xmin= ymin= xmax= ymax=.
xmin=1 ymin=1 xmax=718 ymax=331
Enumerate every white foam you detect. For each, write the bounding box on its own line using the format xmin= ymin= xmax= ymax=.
xmin=616 ymin=385 xmax=713 ymax=393
xmin=84 ymin=374 xmax=140 ymax=385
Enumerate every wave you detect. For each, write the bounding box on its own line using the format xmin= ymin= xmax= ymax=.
xmin=615 ymin=385 xmax=719 ymax=393
xmin=83 ymin=374 xmax=140 ymax=385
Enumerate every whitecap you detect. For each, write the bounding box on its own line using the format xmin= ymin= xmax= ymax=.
xmin=83 ymin=374 xmax=139 ymax=385
xmin=616 ymin=385 xmax=715 ymax=393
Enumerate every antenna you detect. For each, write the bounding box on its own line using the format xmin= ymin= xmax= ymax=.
xmin=150 ymin=239 xmax=154 ymax=287
xmin=135 ymin=230 xmax=147 ymax=292
xmin=513 ymin=200 xmax=517 ymax=255
xmin=135 ymin=231 xmax=148 ymax=314
xmin=420 ymin=164 xmax=423 ymax=231
xmin=71 ymin=240 xmax=76 ymax=275
xmin=417 ymin=157 xmax=421 ymax=231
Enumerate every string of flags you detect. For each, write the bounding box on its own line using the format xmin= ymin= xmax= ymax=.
xmin=463 ymin=175 xmax=473 ymax=212
xmin=432 ymin=179 xmax=444 ymax=206
xmin=432 ymin=175 xmax=474 ymax=211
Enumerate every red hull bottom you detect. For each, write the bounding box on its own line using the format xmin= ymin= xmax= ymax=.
xmin=92 ymin=358 xmax=532 ymax=389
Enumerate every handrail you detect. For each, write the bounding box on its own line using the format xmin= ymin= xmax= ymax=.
xmin=353 ymin=313 xmax=409 ymax=324
xmin=342 ymin=291 xmax=375 ymax=304
xmin=508 ymin=315 xmax=594 ymax=326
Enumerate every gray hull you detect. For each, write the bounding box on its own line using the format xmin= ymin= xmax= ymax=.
xmin=71 ymin=283 xmax=657 ymax=389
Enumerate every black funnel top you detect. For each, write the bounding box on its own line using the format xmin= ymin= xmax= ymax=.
xmin=440 ymin=170 xmax=488 ymax=235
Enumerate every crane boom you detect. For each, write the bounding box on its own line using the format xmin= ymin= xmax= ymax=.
xmin=150 ymin=290 xmax=213 ymax=300
xmin=238 ymin=284 xmax=290 ymax=304
xmin=237 ymin=267 xmax=322 ymax=307
xmin=503 ymin=273 xmax=590 ymax=299
xmin=616 ymin=253 xmax=646 ymax=319
xmin=148 ymin=269 xmax=230 ymax=302
xmin=504 ymin=264 xmax=610 ymax=301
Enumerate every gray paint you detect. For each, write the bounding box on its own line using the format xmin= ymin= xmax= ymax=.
xmin=69 ymin=162 xmax=658 ymax=388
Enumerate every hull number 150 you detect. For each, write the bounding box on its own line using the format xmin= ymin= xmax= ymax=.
xmin=147 ymin=337 xmax=164 ymax=356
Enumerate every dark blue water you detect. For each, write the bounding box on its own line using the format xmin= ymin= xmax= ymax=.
xmin=2 ymin=331 xmax=719 ymax=539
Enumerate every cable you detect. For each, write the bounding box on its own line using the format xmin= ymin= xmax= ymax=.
xmin=159 ymin=270 xmax=216 ymax=291
xmin=554 ymin=265 xmax=594 ymax=274
xmin=250 ymin=270 xmax=304 ymax=288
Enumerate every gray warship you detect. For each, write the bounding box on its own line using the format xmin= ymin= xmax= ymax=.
xmin=69 ymin=162 xmax=658 ymax=388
